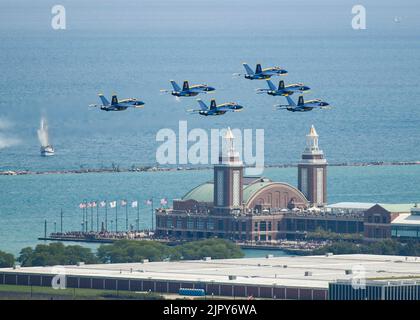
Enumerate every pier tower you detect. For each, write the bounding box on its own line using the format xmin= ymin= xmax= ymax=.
xmin=213 ymin=128 xmax=244 ymax=213
xmin=298 ymin=125 xmax=327 ymax=207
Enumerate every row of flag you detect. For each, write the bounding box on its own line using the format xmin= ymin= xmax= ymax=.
xmin=78 ymin=198 xmax=168 ymax=209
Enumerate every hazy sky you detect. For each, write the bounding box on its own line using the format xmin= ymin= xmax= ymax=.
xmin=1 ymin=0 xmax=419 ymax=33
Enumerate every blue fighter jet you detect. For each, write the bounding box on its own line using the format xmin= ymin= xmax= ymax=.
xmin=161 ymin=80 xmax=215 ymax=97
xmin=187 ymin=99 xmax=243 ymax=116
xmin=256 ymin=80 xmax=310 ymax=96
xmin=89 ymin=93 xmax=145 ymax=111
xmin=234 ymin=63 xmax=288 ymax=80
xmin=275 ymin=95 xmax=330 ymax=112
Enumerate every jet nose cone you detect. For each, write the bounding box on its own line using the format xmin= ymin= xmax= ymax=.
xmin=302 ymin=86 xmax=310 ymax=91
xmin=235 ymin=105 xmax=243 ymax=110
xmin=206 ymin=86 xmax=215 ymax=92
xmin=321 ymin=102 xmax=329 ymax=106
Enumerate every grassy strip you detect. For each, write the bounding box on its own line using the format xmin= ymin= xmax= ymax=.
xmin=0 ymin=284 xmax=163 ymax=300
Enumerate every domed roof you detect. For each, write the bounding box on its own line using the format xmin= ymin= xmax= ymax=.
xmin=243 ymin=181 xmax=273 ymax=202
xmin=181 ymin=178 xmax=308 ymax=207
xmin=181 ymin=182 xmax=214 ymax=203
xmin=244 ymin=181 xmax=308 ymax=208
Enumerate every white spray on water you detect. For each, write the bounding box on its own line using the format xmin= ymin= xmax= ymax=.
xmin=37 ymin=117 xmax=50 ymax=147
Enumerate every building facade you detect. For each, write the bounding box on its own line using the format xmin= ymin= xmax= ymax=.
xmin=329 ymin=280 xmax=420 ymax=300
xmin=391 ymin=206 xmax=420 ymax=240
xmin=364 ymin=204 xmax=413 ymax=240
xmin=155 ymin=126 xmax=419 ymax=242
xmin=156 ymin=127 xmax=315 ymax=241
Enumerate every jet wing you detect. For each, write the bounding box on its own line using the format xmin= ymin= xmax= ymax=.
xmin=116 ymin=103 xmax=133 ymax=108
xmin=117 ymin=103 xmax=143 ymax=108
xmin=286 ymin=84 xmax=308 ymax=92
xmin=263 ymin=67 xmax=288 ymax=75
xmin=217 ymin=105 xmax=237 ymax=112
xmin=304 ymin=100 xmax=323 ymax=107
xmin=188 ymin=85 xmax=204 ymax=93
xmin=117 ymin=98 xmax=145 ymax=108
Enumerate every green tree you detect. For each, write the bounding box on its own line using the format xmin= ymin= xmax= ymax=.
xmin=17 ymin=247 xmax=34 ymax=267
xmin=0 ymin=250 xmax=15 ymax=267
xmin=400 ymin=241 xmax=420 ymax=256
xmin=18 ymin=243 xmax=97 ymax=267
xmin=96 ymin=239 xmax=244 ymax=263
xmin=312 ymin=242 xmax=362 ymax=255
xmin=97 ymin=240 xmax=172 ymax=263
xmin=306 ymin=227 xmax=363 ymax=241
xmin=177 ymin=239 xmax=244 ymax=260
xmin=310 ymin=239 xmax=420 ymax=257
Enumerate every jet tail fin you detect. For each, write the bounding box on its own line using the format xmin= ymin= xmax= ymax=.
xmin=278 ymin=80 xmax=285 ymax=90
xmin=210 ymin=99 xmax=216 ymax=110
xmin=111 ymin=95 xmax=118 ymax=105
xmin=266 ymin=80 xmax=276 ymax=91
xmin=170 ymin=80 xmax=181 ymax=92
xmin=197 ymin=99 xmax=208 ymax=111
xmin=255 ymin=63 xmax=262 ymax=74
xmin=242 ymin=63 xmax=255 ymax=76
xmin=99 ymin=94 xmax=110 ymax=106
xmin=182 ymin=81 xmax=189 ymax=91
xmin=297 ymin=95 xmax=304 ymax=106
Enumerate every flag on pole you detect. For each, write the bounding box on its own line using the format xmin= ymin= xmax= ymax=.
xmin=145 ymin=199 xmax=152 ymax=206
xmin=131 ymin=201 xmax=138 ymax=208
xmin=100 ymin=201 xmax=106 ymax=207
xmin=87 ymin=202 xmax=92 ymax=208
xmin=160 ymin=198 xmax=168 ymax=206
xmin=79 ymin=203 xmax=86 ymax=209
xmin=92 ymin=201 xmax=97 ymax=208
xmin=109 ymin=201 xmax=117 ymax=208
xmin=121 ymin=200 xmax=127 ymax=207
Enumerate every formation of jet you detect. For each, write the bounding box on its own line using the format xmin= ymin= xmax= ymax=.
xmin=243 ymin=63 xmax=331 ymax=113
xmin=187 ymin=99 xmax=243 ymax=116
xmin=234 ymin=63 xmax=288 ymax=80
xmin=256 ymin=80 xmax=310 ymax=96
xmin=161 ymin=80 xmax=215 ymax=97
xmin=87 ymin=62 xmax=331 ymax=115
xmin=89 ymin=94 xmax=145 ymax=112
xmin=275 ymin=95 xmax=330 ymax=112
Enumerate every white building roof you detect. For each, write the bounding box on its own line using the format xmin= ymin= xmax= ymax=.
xmin=326 ymin=202 xmax=376 ymax=210
xmin=391 ymin=214 xmax=420 ymax=226
xmin=2 ymin=254 xmax=420 ymax=290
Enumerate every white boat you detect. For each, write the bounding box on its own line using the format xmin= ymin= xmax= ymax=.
xmin=40 ymin=145 xmax=55 ymax=156
xmin=37 ymin=118 xmax=55 ymax=157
